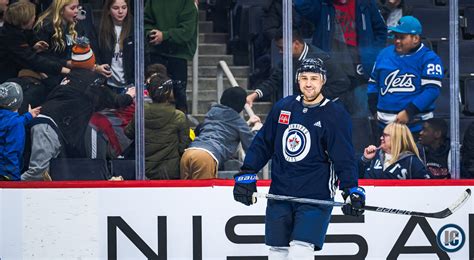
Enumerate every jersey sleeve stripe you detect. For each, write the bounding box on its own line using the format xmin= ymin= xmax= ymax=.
xmin=421 ymin=79 xmax=442 ymax=87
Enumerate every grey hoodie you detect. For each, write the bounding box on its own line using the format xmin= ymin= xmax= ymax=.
xmin=190 ymin=104 xmax=255 ymax=165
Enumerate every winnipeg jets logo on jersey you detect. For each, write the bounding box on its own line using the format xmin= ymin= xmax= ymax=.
xmin=381 ymin=69 xmax=416 ymax=95
xmin=282 ymin=124 xmax=311 ymax=162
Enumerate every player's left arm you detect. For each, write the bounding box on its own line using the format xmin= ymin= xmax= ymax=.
xmin=325 ymin=107 xmax=358 ymax=190
xmin=404 ymin=55 xmax=444 ymax=119
xmin=325 ymin=109 xmax=365 ymax=216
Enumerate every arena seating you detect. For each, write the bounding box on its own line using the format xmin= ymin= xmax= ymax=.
xmin=404 ymin=0 xmax=434 ymax=8
xmin=434 ymin=78 xmax=451 ymax=117
xmin=49 ymin=158 xmax=109 ymax=181
xmin=411 ymin=7 xmax=450 ymax=40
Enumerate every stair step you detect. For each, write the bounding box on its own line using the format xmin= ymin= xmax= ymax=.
xmin=199 ymin=10 xmax=207 ymax=21
xmin=190 ymin=55 xmax=233 ymax=66
xmin=187 ymin=77 xmax=248 ymax=90
xmin=198 ymin=43 xmax=227 ymax=55
xmin=188 ymin=101 xmax=272 ymax=116
xmin=199 ymin=33 xmax=228 ymax=43
xmin=199 ymin=21 xmax=213 ymax=33
xmin=187 ymin=66 xmax=249 ymax=77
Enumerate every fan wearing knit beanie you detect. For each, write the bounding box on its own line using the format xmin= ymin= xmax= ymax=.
xmin=0 ymin=82 xmax=41 ymax=180
xmin=180 ymin=86 xmax=261 ymax=180
xmin=220 ymin=86 xmax=248 ymax=113
xmin=71 ymin=36 xmax=96 ymax=70
xmin=71 ymin=36 xmax=112 ymax=78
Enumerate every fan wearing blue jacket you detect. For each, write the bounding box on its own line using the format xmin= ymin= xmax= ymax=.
xmin=233 ymin=58 xmax=364 ymax=260
xmin=359 ymin=122 xmax=432 ymax=179
xmin=0 ymin=82 xmax=40 ymax=180
xmin=368 ymin=16 xmax=443 ymax=133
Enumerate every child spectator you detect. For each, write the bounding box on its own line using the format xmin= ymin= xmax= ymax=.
xmin=34 ymin=0 xmax=79 ymax=66
xmin=359 ymin=122 xmax=432 ymax=179
xmin=0 ymin=1 xmax=70 ymax=83
xmin=0 ymin=82 xmax=40 ymax=180
xmin=125 ymin=64 xmax=190 ymax=180
xmin=180 ymin=87 xmax=259 ymax=180
xmin=21 ymin=64 xmax=135 ymax=181
xmin=34 ymin=0 xmax=110 ymax=83
xmin=418 ymin=118 xmax=450 ymax=179
xmin=98 ymin=0 xmax=134 ymax=93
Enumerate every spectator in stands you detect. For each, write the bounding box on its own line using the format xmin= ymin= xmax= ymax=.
xmin=246 ymin=30 xmax=351 ymax=106
xmin=368 ymin=16 xmax=443 ymax=135
xmin=294 ymin=0 xmax=387 ymax=117
xmin=418 ymin=118 xmax=450 ymax=179
xmin=125 ymin=64 xmax=190 ymax=180
xmin=34 ymin=0 xmax=110 ymax=84
xmin=0 ymin=0 xmax=8 ymax=27
xmin=247 ymin=0 xmax=313 ymax=89
xmin=377 ymin=0 xmax=412 ymax=27
xmin=0 ymin=1 xmax=70 ymax=83
xmin=144 ymin=0 xmax=198 ymax=114
xmin=0 ymin=82 xmax=40 ymax=181
xmin=461 ymin=121 xmax=474 ymax=179
xmin=181 ymin=87 xmax=259 ymax=180
xmin=98 ymin=0 xmax=134 ymax=94
xmin=21 ymin=63 xmax=135 ymax=181
xmin=359 ymin=122 xmax=432 ymax=179
xmin=34 ymin=0 xmax=79 ymax=66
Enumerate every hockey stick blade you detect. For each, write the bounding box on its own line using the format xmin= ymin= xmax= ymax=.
xmin=253 ymin=188 xmax=471 ymax=219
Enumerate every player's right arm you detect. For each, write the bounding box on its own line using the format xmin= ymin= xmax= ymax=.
xmin=240 ymin=101 xmax=281 ymax=172
xmin=233 ymin=101 xmax=281 ymax=206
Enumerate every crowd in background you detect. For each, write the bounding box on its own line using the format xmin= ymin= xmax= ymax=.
xmin=0 ymin=0 xmax=473 ymax=181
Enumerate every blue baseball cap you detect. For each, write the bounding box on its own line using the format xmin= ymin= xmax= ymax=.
xmin=388 ymin=16 xmax=422 ymax=35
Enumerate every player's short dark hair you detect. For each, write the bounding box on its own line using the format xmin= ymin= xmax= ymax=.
xmin=426 ymin=118 xmax=448 ymax=138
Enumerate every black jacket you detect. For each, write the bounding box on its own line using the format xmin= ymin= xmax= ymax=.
xmin=40 ymin=69 xmax=133 ymax=155
xmin=462 ymin=122 xmax=474 ymax=178
xmin=97 ymin=28 xmax=134 ymax=85
xmin=0 ymin=23 xmax=64 ymax=83
xmin=255 ymin=43 xmax=351 ymax=101
xmin=419 ymin=141 xmax=451 ymax=179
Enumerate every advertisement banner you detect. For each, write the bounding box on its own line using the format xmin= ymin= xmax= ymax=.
xmin=0 ymin=182 xmax=473 ymax=259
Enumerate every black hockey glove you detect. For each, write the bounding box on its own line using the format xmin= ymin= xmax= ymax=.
xmin=233 ymin=171 xmax=257 ymax=206
xmin=341 ymin=187 xmax=366 ymax=217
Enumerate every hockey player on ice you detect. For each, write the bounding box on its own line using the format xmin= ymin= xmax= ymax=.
xmin=233 ymin=58 xmax=365 ymax=260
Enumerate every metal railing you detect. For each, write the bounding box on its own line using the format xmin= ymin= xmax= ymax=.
xmin=217 ymin=60 xmax=269 ymax=179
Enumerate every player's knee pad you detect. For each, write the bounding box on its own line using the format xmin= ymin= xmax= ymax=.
xmin=268 ymin=246 xmax=289 ymax=260
xmin=288 ymin=240 xmax=314 ymax=260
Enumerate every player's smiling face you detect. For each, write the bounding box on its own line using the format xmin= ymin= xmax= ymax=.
xmin=298 ymin=72 xmax=325 ymax=104
xmin=393 ymin=33 xmax=420 ymax=54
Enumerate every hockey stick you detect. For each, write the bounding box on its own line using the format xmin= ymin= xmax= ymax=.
xmin=252 ymin=188 xmax=471 ymax=219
